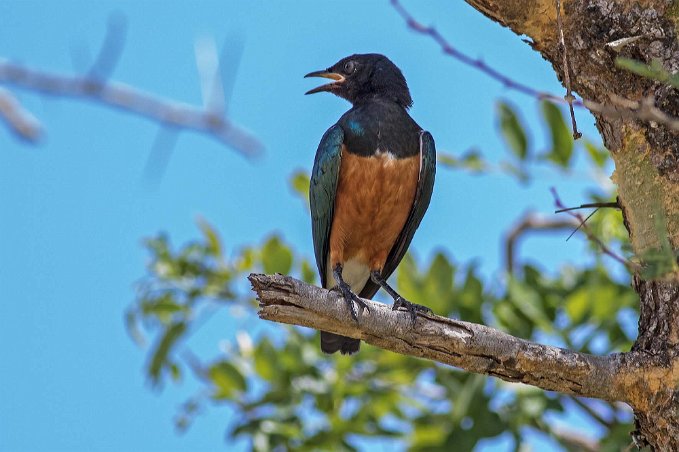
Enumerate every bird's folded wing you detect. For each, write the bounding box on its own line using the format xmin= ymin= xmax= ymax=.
xmin=309 ymin=124 xmax=344 ymax=288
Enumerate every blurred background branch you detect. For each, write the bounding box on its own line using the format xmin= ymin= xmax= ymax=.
xmin=504 ymin=213 xmax=578 ymax=275
xmin=0 ymin=12 xmax=262 ymax=157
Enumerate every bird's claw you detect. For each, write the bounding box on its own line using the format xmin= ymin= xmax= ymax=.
xmin=338 ymin=286 xmax=370 ymax=322
xmin=392 ymin=297 xmax=432 ymax=324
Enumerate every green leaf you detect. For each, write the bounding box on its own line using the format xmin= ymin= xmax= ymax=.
xmin=499 ymin=160 xmax=530 ymax=183
xmin=141 ymin=295 xmax=186 ymax=318
xmin=497 ymin=101 xmax=528 ymax=160
xmin=410 ymin=419 xmax=448 ymax=448
xmin=148 ymin=321 xmax=187 ymax=385
xmin=437 ymin=152 xmax=457 ymax=167
xmin=290 ymin=170 xmax=310 ymax=207
xmin=541 ymin=101 xmax=573 ymax=168
xmin=261 ymin=235 xmax=293 ymax=274
xmin=209 ymin=361 xmax=247 ymax=399
xmin=438 ymin=149 xmax=488 ymax=173
xmin=197 ymin=217 xmax=222 ymax=257
xmin=458 ymin=149 xmax=487 ymax=172
xmin=584 ymin=140 xmax=609 ymax=168
xmin=507 ymin=278 xmax=553 ymax=333
xmin=300 ymin=259 xmax=317 ymax=285
xmin=170 ymin=362 xmax=182 ymax=382
xmin=254 ymin=339 xmax=276 ymax=381
xmin=615 ymin=57 xmax=679 ymax=88
xmin=424 ymin=252 xmax=454 ymax=313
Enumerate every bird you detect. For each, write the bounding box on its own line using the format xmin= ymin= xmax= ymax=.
xmin=305 ymin=53 xmax=436 ymax=355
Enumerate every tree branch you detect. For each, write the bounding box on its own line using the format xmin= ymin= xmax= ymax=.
xmin=504 ymin=212 xmax=578 ymax=274
xmin=0 ymin=87 xmax=42 ymax=141
xmin=250 ymin=273 xmax=654 ymax=405
xmin=0 ymin=59 xmax=263 ymax=156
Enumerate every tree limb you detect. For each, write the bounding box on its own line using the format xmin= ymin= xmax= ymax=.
xmin=250 ymin=273 xmax=661 ymax=405
xmin=0 ymin=59 xmax=263 ymax=155
xmin=0 ymin=87 xmax=41 ymax=141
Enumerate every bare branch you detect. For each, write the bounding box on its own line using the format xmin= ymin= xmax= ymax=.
xmin=0 ymin=87 xmax=42 ymax=141
xmin=551 ymin=188 xmax=639 ymax=272
xmin=0 ymin=59 xmax=263 ymax=156
xmin=554 ymin=0 xmax=581 ymax=139
xmin=390 ymin=0 xmax=582 ymax=107
xmin=394 ymin=0 xmax=679 ymax=134
xmin=585 ymin=96 xmax=679 ymax=132
xmin=504 ymin=212 xmax=578 ymax=274
xmin=250 ymin=273 xmax=651 ymax=404
xmin=88 ymin=11 xmax=128 ymax=80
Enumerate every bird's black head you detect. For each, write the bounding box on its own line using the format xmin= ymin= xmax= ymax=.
xmin=305 ymin=54 xmax=413 ymax=109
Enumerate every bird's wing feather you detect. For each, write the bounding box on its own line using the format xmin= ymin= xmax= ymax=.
xmin=310 ymin=124 xmax=344 ymax=288
xmin=359 ymin=130 xmax=436 ymax=298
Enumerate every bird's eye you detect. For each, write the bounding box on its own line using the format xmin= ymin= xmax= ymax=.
xmin=343 ymin=61 xmax=356 ymax=74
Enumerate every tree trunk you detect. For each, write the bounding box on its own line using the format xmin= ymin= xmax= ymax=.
xmin=463 ymin=0 xmax=679 ymax=448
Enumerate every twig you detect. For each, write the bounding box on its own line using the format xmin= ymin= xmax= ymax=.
xmin=393 ymin=0 xmax=679 ymax=134
xmin=505 ymin=213 xmax=578 ymax=274
xmin=554 ymin=0 xmax=582 ymax=139
xmin=570 ymin=396 xmax=614 ymax=429
xmin=566 ymin=208 xmax=598 ymax=242
xmin=88 ymin=11 xmax=127 ymax=80
xmin=0 ymin=87 xmax=42 ymax=141
xmin=551 ymin=188 xmax=640 ymax=272
xmin=390 ymin=0 xmax=583 ymax=107
xmin=555 ymin=201 xmax=620 ymax=213
xmin=0 ymin=59 xmax=263 ymax=156
xmin=550 ymin=425 xmax=600 ymax=452
xmin=584 ymin=96 xmax=679 ymax=132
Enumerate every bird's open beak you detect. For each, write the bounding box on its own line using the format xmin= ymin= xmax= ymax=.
xmin=304 ymin=70 xmax=345 ymax=95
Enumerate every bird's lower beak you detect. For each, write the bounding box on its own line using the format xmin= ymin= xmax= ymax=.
xmin=304 ymin=70 xmax=345 ymax=95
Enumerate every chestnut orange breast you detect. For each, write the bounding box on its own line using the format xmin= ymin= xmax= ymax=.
xmin=327 ymin=145 xmax=420 ymax=291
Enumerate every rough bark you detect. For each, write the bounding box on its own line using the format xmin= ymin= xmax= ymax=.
xmin=464 ymin=0 xmax=679 ymax=448
xmin=252 ymin=274 xmax=679 ymax=422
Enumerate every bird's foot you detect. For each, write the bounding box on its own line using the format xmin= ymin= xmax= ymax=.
xmin=392 ymin=297 xmax=432 ymax=324
xmin=334 ymin=283 xmax=370 ymax=322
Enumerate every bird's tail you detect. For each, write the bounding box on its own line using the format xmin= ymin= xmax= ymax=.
xmin=320 ymin=331 xmax=360 ymax=355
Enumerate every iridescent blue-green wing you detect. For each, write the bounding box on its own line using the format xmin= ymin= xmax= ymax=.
xmin=359 ymin=130 xmax=436 ymax=298
xmin=310 ymin=124 xmax=344 ymax=288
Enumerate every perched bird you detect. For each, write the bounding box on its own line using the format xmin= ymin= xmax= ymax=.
xmin=305 ymin=54 xmax=436 ymax=355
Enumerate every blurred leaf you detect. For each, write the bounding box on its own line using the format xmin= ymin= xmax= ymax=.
xmin=584 ymin=140 xmax=609 ymax=168
xmin=197 ymin=217 xmax=222 ymax=257
xmin=253 ymin=338 xmax=276 ymax=381
xmin=410 ymin=420 xmax=448 ymax=449
xmin=541 ymin=101 xmax=573 ymax=168
xmin=507 ymin=277 xmax=554 ymax=333
xmin=261 ymin=235 xmax=293 ymax=274
xmin=210 ymin=361 xmax=247 ymax=399
xmin=499 ymin=160 xmax=530 ymax=183
xmin=301 ymin=259 xmax=317 ymax=285
xmin=141 ymin=295 xmax=187 ymax=319
xmin=148 ymin=321 xmax=186 ymax=385
xmin=616 ymin=57 xmax=679 ymax=88
xmin=497 ymin=101 xmax=529 ymax=160
xmin=170 ymin=362 xmax=182 ymax=382
xmin=438 ymin=149 xmax=488 ymax=173
xmin=290 ymin=170 xmax=311 ymax=207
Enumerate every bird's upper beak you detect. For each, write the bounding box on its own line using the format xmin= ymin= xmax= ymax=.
xmin=304 ymin=70 xmax=345 ymax=95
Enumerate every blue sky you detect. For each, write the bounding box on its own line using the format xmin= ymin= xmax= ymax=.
xmin=1 ymin=1 xmax=609 ymax=451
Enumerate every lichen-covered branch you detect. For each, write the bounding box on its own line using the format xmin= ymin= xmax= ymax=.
xmin=250 ymin=273 xmax=678 ymax=408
